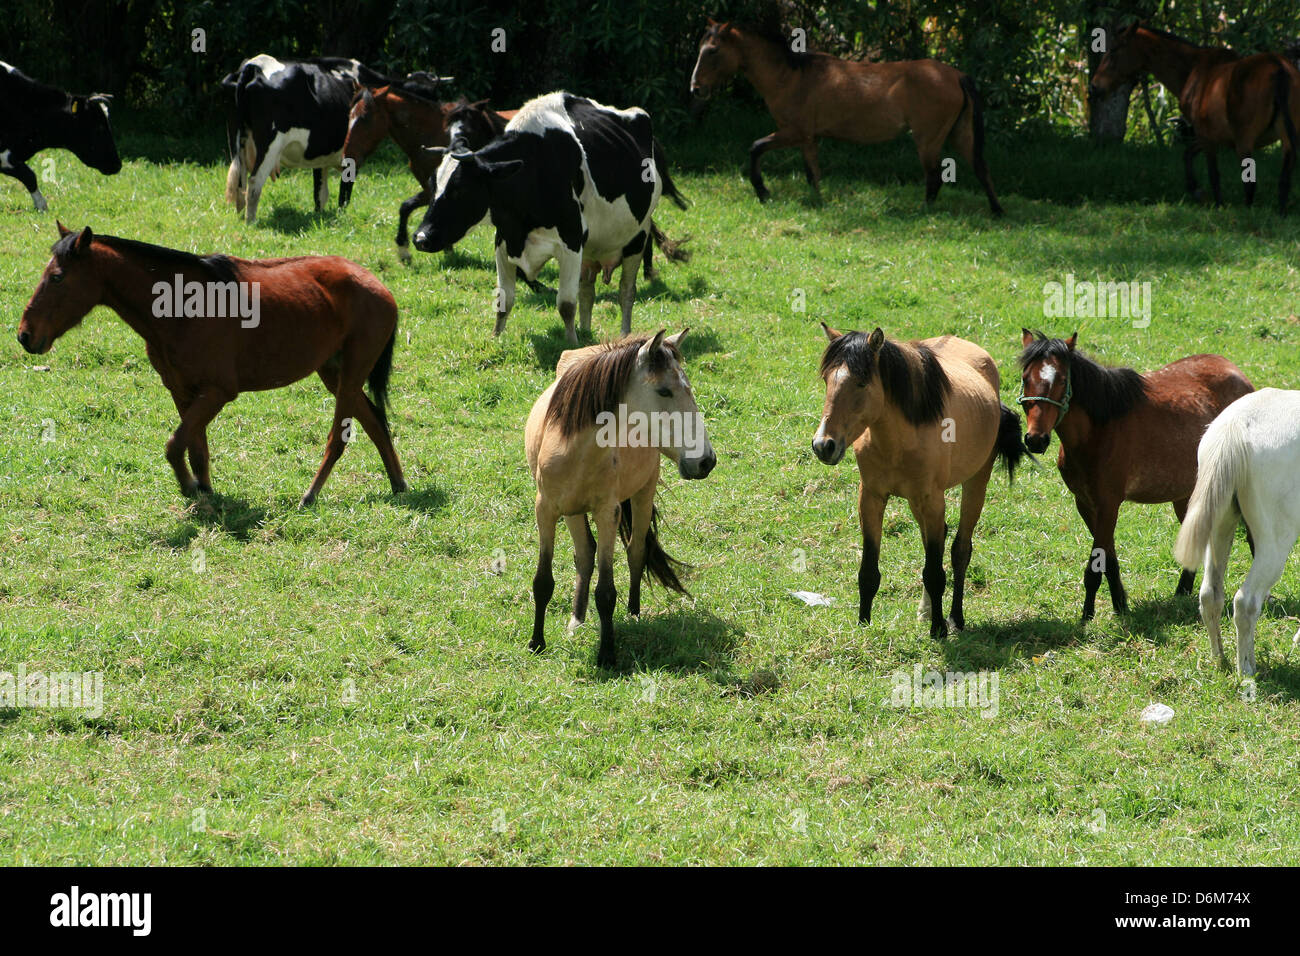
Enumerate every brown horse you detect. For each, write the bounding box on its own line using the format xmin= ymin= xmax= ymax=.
xmin=17 ymin=224 xmax=407 ymax=506
xmin=813 ymin=327 xmax=1025 ymax=636
xmin=689 ymin=19 xmax=1002 ymax=214
xmin=1018 ymin=331 xmax=1253 ymax=621
xmin=525 ymin=330 xmax=716 ymax=668
xmin=1091 ymin=24 xmax=1300 ymax=212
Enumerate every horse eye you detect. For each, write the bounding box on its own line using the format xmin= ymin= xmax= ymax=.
xmin=50 ymin=272 xmax=64 ymax=284
xmin=656 ymin=387 xmax=672 ymax=398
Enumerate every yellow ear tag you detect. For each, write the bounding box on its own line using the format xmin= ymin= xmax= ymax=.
xmin=71 ymin=101 xmax=78 ymax=113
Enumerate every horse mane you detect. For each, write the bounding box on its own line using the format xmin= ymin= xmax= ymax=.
xmin=1135 ymin=25 xmax=1225 ymax=53
xmin=545 ymin=334 xmax=683 ymax=438
xmin=57 ymin=232 xmax=238 ymax=283
xmin=716 ymin=22 xmax=814 ymax=69
xmin=1018 ymin=332 xmax=1149 ymax=424
xmin=820 ymin=331 xmax=951 ymax=426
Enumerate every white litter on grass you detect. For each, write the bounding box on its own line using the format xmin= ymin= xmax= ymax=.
xmin=790 ymin=590 xmax=834 ymax=607
xmin=1139 ymin=702 xmax=1175 ymax=726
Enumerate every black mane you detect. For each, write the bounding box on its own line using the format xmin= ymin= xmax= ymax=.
xmin=55 ymin=232 xmax=238 ymax=283
xmin=820 ymin=331 xmax=951 ymax=426
xmin=1018 ymin=332 xmax=1148 ymax=424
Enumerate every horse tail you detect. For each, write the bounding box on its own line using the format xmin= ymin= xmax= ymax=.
xmin=650 ymin=220 xmax=692 ymax=264
xmin=652 ymin=137 xmax=689 ymax=210
xmin=1174 ymin=416 xmax=1248 ymax=570
xmin=959 ymin=74 xmax=1002 ymax=216
xmin=618 ymin=500 xmax=690 ymax=594
xmin=1272 ymin=64 xmax=1298 ymax=156
xmin=367 ymin=329 xmax=397 ymax=430
xmin=994 ymin=402 xmax=1027 ymax=483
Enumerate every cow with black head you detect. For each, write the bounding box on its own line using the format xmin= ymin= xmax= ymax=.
xmin=0 ymin=62 xmax=121 ymax=211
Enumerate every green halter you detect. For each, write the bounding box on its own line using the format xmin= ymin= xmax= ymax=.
xmin=1017 ymin=364 xmax=1072 ymax=423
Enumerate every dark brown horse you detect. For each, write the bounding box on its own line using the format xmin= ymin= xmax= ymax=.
xmin=17 ymin=224 xmax=407 ymax=506
xmin=1092 ymin=24 xmax=1300 ymax=212
xmin=689 ymin=19 xmax=1002 ymax=214
xmin=1018 ymin=331 xmax=1253 ymax=621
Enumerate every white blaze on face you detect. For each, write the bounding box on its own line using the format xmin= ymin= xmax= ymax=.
xmin=815 ymin=366 xmax=850 ymax=441
xmin=1040 ymin=364 xmax=1057 ymax=388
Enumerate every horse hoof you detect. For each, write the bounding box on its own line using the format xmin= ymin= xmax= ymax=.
xmin=196 ymin=483 xmax=213 ymax=496
xmin=948 ymin=614 xmax=965 ymax=632
xmin=596 ymin=652 xmax=616 ymax=669
xmin=299 ymin=493 xmax=316 ymax=508
xmin=392 ymin=480 xmax=408 ymax=494
xmin=566 ymin=615 xmax=583 ymax=634
xmin=528 ymin=639 xmax=546 ymax=654
xmin=181 ymin=482 xmax=200 ymax=499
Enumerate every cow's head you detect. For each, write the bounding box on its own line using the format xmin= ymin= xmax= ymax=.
xmin=412 ymin=147 xmax=522 ymax=253
xmin=63 ymin=94 xmax=122 ymax=175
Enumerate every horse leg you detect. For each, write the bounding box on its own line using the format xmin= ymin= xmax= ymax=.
xmin=623 ymin=483 xmax=655 ymax=617
xmin=857 ymin=487 xmax=887 ymax=625
xmin=1239 ymin=150 xmax=1257 ymax=207
xmin=593 ymin=500 xmax=620 ymax=668
xmin=908 ymin=493 xmax=949 ymax=638
xmin=170 ymin=391 xmax=212 ymax=494
xmin=1204 ymin=148 xmax=1224 ymax=207
xmin=530 ymin=495 xmax=558 ymax=654
xmin=578 ymin=263 xmax=597 ymax=338
xmin=1200 ymin=507 xmax=1238 ymax=669
xmin=950 ymin=466 xmax=994 ymax=631
xmin=1232 ymin=524 xmax=1298 ymax=679
xmin=748 ymin=128 xmax=803 ymax=202
xmin=301 ymin=370 xmax=361 ymax=505
xmin=1173 ymin=497 xmax=1197 ymax=595
xmin=565 ymin=515 xmax=595 ymax=632
xmin=799 ymin=141 xmax=822 ymax=194
xmin=165 ymin=389 xmax=230 ymax=497
xmin=1183 ymin=142 xmax=1203 ymax=199
xmin=1074 ymin=496 xmax=1102 ymax=622
xmin=395 ymin=189 xmax=429 ymax=263
xmin=492 ymin=242 xmax=517 ymax=337
xmin=949 ymin=109 xmax=1003 ymax=215
xmin=346 ymin=386 xmax=407 ymax=495
xmin=1093 ymin=499 xmax=1127 ymax=616
xmin=1280 ymin=138 xmax=1295 ymax=215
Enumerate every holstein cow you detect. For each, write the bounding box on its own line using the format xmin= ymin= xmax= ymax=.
xmin=0 ymin=62 xmax=121 ymax=211
xmin=223 ymin=55 xmax=391 ymax=223
xmin=412 ymin=92 xmax=688 ymax=344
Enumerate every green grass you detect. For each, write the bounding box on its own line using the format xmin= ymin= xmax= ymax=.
xmin=2 ymin=105 xmax=1300 ymax=864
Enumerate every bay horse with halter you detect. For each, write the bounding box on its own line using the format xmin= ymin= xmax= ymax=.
xmin=689 ymin=19 xmax=1002 ymax=214
xmin=525 ymin=330 xmax=716 ymax=668
xmin=1018 ymin=331 xmax=1253 ymax=622
xmin=812 ymin=327 xmax=1025 ymax=636
xmin=1091 ymin=24 xmax=1300 ymax=212
xmin=17 ymin=224 xmax=407 ymax=506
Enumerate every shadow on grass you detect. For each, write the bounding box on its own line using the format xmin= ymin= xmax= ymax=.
xmin=1259 ymin=659 xmax=1300 ymax=702
xmin=163 ymin=492 xmax=271 ymax=547
xmin=527 ymin=318 xmax=727 ymax=373
xmin=259 ymin=203 xmax=341 ymax=234
xmin=388 ymin=482 xmax=450 ymax=516
xmin=582 ymin=605 xmax=744 ymax=680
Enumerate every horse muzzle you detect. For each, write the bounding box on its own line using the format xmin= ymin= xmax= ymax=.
xmin=812 ymin=436 xmax=845 ymax=466
xmin=679 ymin=448 xmax=717 ymax=480
xmin=1025 ymin=431 xmax=1051 ymax=454
xmin=17 ymin=330 xmax=46 ymax=355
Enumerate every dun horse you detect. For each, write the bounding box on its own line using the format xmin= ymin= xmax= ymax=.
xmin=1018 ymin=330 xmax=1252 ymax=621
xmin=812 ymin=326 xmax=1025 ymax=636
xmin=689 ymin=19 xmax=1002 ymax=214
xmin=1175 ymin=389 xmax=1300 ymax=678
xmin=1091 ymin=24 xmax=1300 ymax=212
xmin=525 ymin=330 xmax=716 ymax=668
xmin=17 ymin=224 xmax=407 ymax=506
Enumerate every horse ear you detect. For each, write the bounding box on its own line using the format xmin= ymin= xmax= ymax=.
xmin=637 ymin=329 xmax=667 ymax=363
xmin=1021 ymin=328 xmax=1034 ymax=347
xmin=820 ymin=322 xmax=841 ymax=342
xmin=1065 ymin=332 xmax=1078 ymax=351
xmin=867 ymin=327 xmax=885 ymax=352
xmin=424 ymin=145 xmax=449 ymax=157
xmin=470 ymin=98 xmax=491 ymax=110
xmin=57 ymin=220 xmax=72 ymax=238
xmin=73 ymin=227 xmax=93 ymax=255
xmin=665 ymin=328 xmax=689 ymax=350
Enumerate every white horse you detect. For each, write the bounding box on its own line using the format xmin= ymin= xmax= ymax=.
xmin=1174 ymin=388 xmax=1300 ymax=678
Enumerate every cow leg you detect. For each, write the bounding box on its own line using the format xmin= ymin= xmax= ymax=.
xmin=492 ymin=242 xmax=517 ymax=337
xmin=617 ymin=232 xmax=647 ymax=336
xmin=313 ymin=168 xmax=328 ymax=212
xmin=338 ymin=170 xmax=353 ymax=209
xmin=2 ymin=160 xmax=47 ymax=211
xmin=395 ymin=189 xmax=429 ymax=263
xmin=578 ymin=262 xmax=598 ymax=338
xmin=244 ymin=137 xmax=279 ymax=224
xmin=556 ymin=247 xmax=582 ymax=345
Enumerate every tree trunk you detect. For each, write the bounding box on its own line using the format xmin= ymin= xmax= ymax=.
xmin=1087 ymin=20 xmax=1135 ymax=144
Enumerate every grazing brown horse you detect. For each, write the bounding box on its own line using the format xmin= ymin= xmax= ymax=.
xmin=525 ymin=330 xmax=716 ymax=668
xmin=1018 ymin=330 xmax=1253 ymax=621
xmin=689 ymin=19 xmax=1002 ymax=214
xmin=812 ymin=327 xmax=1025 ymax=636
xmin=1091 ymin=24 xmax=1300 ymax=212
xmin=17 ymin=224 xmax=407 ymax=506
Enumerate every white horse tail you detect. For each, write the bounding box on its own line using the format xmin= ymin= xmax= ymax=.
xmin=1174 ymin=414 xmax=1249 ymax=569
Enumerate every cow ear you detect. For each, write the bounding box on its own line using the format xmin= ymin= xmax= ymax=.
xmin=73 ymin=227 xmax=93 ymax=255
xmin=57 ymin=221 xmax=72 ymax=238
xmin=867 ymin=327 xmax=886 ymax=352
xmin=637 ymin=329 xmax=667 ymax=363
xmin=481 ymin=158 xmax=523 ymax=180
xmin=821 ymin=322 xmax=842 ymax=342
xmin=1021 ymin=328 xmax=1035 ymax=347
xmin=1065 ymin=332 xmax=1078 ymax=351
xmin=665 ymin=328 xmax=689 ymax=350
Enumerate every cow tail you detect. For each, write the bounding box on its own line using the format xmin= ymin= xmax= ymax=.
xmin=652 ymin=138 xmax=689 ymax=210
xmin=650 ymin=220 xmax=691 ymax=264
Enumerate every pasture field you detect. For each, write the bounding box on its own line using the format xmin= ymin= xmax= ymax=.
xmin=2 ymin=106 xmax=1300 ymax=865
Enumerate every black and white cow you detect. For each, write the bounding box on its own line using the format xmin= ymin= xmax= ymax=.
xmin=0 ymin=61 xmax=121 ymax=211
xmin=222 ymin=55 xmax=389 ymax=223
xmin=412 ymin=91 xmax=687 ymax=343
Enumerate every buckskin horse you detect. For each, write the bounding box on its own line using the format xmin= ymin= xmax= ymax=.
xmin=17 ymin=224 xmax=407 ymax=506
xmin=689 ymin=19 xmax=1002 ymax=214
xmin=1091 ymin=23 xmax=1300 ymax=212
xmin=1018 ymin=330 xmax=1253 ymax=622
